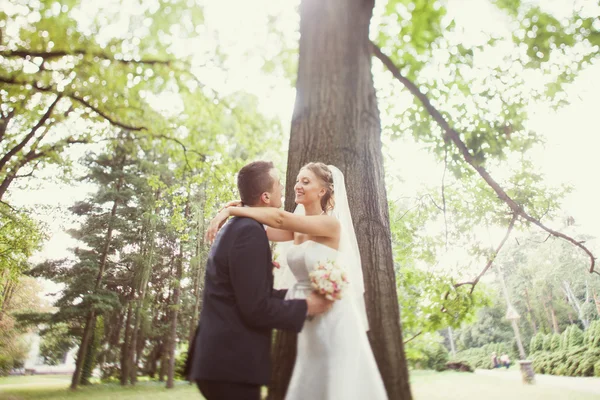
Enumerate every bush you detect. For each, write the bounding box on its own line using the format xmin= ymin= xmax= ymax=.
xmin=453 ymin=342 xmax=517 ymax=370
xmin=567 ymin=325 xmax=583 ymax=349
xmin=0 ymin=334 xmax=29 ymax=376
xmin=550 ymin=333 xmax=561 ymax=352
xmin=532 ymin=345 xmax=600 ymax=377
xmin=430 ymin=345 xmax=449 ymax=371
xmin=404 ymin=333 xmax=450 ymax=371
xmin=530 ymin=332 xmax=545 ymax=354
xmin=175 ymin=344 xmax=189 ymax=380
xmin=584 ymin=321 xmax=600 ymax=349
xmin=542 ymin=334 xmax=553 ymax=352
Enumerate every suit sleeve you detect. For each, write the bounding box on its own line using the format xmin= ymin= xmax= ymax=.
xmin=272 ymin=289 xmax=288 ymax=300
xmin=229 ymin=224 xmax=307 ymax=332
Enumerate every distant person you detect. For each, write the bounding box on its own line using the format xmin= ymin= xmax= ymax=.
xmin=500 ymin=353 xmax=511 ymax=369
xmin=491 ymin=352 xmax=499 ymax=368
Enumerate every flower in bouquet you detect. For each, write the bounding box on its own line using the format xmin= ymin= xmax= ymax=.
xmin=309 ymin=259 xmax=349 ymax=301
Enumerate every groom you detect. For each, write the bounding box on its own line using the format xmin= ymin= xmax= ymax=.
xmin=186 ymin=161 xmax=332 ymax=400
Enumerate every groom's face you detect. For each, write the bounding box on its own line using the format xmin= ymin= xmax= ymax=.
xmin=267 ymin=168 xmax=283 ymax=209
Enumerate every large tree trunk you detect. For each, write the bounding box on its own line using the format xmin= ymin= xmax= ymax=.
xmin=269 ymin=0 xmax=412 ymax=399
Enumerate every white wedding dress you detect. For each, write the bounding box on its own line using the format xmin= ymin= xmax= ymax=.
xmin=283 ymin=240 xmax=388 ymax=400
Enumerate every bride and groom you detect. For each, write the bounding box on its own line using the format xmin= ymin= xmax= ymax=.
xmin=186 ymin=161 xmax=387 ymax=400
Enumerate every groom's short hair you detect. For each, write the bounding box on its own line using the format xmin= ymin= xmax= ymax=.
xmin=237 ymin=161 xmax=275 ymax=206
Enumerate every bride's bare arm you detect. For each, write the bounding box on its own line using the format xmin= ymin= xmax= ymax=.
xmin=215 ymin=200 xmax=293 ymax=242
xmin=206 ymin=207 xmax=339 ymax=243
xmin=266 ymin=227 xmax=294 ymax=242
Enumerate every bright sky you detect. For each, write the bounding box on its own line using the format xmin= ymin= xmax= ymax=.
xmin=7 ymin=0 xmax=600 ymax=292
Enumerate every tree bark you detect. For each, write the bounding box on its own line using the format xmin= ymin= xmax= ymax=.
xmin=269 ymin=0 xmax=411 ymax=399
xmin=549 ymin=303 xmax=559 ymax=334
xmin=523 ymin=287 xmax=538 ymax=334
xmin=188 ymin=192 xmax=207 ymax=344
xmin=166 ymin=198 xmax=190 ymax=389
xmin=120 ymin=301 xmax=134 ymax=386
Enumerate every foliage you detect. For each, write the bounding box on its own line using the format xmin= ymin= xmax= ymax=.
xmin=532 ymin=347 xmax=600 ymax=377
xmin=0 ymin=277 xmax=45 ymax=375
xmin=454 ymin=294 xmax=514 ymax=351
xmin=584 ymin=320 xmax=600 ymax=349
xmin=396 ymin=263 xmax=489 ymax=336
xmin=452 ymin=342 xmax=517 ymax=370
xmin=550 ymin=333 xmax=561 ymax=352
xmin=174 ymin=344 xmax=188 ymax=380
xmin=530 ymin=322 xmax=600 ymax=377
xmin=39 ymin=323 xmax=78 ymax=366
xmin=529 ymin=332 xmax=544 ymax=354
xmin=564 ymin=325 xmax=584 ymax=349
xmin=0 ymin=205 xmax=45 ymax=313
xmin=404 ymin=332 xmax=449 ymax=371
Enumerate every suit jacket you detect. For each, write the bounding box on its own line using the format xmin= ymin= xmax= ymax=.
xmin=185 ymin=216 xmax=307 ymax=385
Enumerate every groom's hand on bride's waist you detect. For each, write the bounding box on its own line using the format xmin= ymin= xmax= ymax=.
xmin=306 ymin=292 xmax=333 ymax=317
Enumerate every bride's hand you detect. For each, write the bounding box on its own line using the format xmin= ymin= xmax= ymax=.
xmin=219 ymin=200 xmax=242 ymax=212
xmin=205 ymin=208 xmax=231 ymax=244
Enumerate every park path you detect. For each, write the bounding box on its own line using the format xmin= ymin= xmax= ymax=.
xmin=476 ymin=368 xmax=600 ymax=396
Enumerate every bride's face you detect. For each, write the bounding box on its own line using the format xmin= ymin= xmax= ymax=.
xmin=294 ymin=168 xmax=326 ymax=206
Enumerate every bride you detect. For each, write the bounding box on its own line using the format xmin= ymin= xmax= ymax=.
xmin=207 ymin=162 xmax=388 ymax=400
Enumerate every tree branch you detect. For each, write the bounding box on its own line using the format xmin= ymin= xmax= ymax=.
xmin=442 ymin=143 xmax=449 ymax=250
xmin=0 ymin=94 xmax=62 ymax=172
xmin=14 ymin=159 xmax=44 ymax=179
xmin=371 ymin=42 xmax=598 ymax=275
xmin=403 ymin=331 xmax=423 ymax=345
xmin=147 ymin=134 xmax=207 ymax=172
xmin=0 ymin=49 xmax=175 ymax=66
xmin=454 ymin=213 xmax=518 ymax=294
xmin=0 ymin=76 xmax=146 ymax=131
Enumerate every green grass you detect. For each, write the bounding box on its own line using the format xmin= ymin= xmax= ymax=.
xmin=410 ymin=370 xmax=599 ymax=400
xmin=1 ymin=371 xmax=598 ymax=400
xmin=0 ymin=380 xmax=198 ymax=400
xmin=0 ymin=375 xmax=70 ymax=386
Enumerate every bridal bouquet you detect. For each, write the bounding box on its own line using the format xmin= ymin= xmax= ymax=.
xmin=309 ymin=260 xmax=349 ymax=301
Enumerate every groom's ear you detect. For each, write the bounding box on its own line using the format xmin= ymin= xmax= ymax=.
xmin=259 ymin=192 xmax=270 ymax=205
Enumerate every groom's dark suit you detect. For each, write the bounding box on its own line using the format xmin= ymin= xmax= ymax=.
xmin=186 ymin=216 xmax=307 ymax=400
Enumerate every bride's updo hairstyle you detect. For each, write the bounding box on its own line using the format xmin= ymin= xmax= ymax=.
xmin=302 ymin=162 xmax=335 ymax=213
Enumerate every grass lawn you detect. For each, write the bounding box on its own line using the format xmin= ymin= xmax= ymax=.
xmin=0 ymin=375 xmax=70 ymax=386
xmin=0 ymin=379 xmax=199 ymax=400
xmin=1 ymin=371 xmax=599 ymax=400
xmin=410 ymin=370 xmax=600 ymax=400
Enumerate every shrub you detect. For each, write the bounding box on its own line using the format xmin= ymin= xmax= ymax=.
xmin=404 ymin=333 xmax=450 ymax=371
xmin=568 ymin=326 xmax=584 ymax=348
xmin=530 ymin=332 xmax=545 ymax=354
xmin=542 ymin=334 xmax=553 ymax=352
xmin=453 ymin=342 xmax=517 ymax=370
xmin=550 ymin=333 xmax=561 ymax=352
xmin=584 ymin=321 xmax=600 ymax=349
xmin=594 ymin=359 xmax=600 ymax=377
xmin=175 ymin=344 xmax=189 ymax=380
